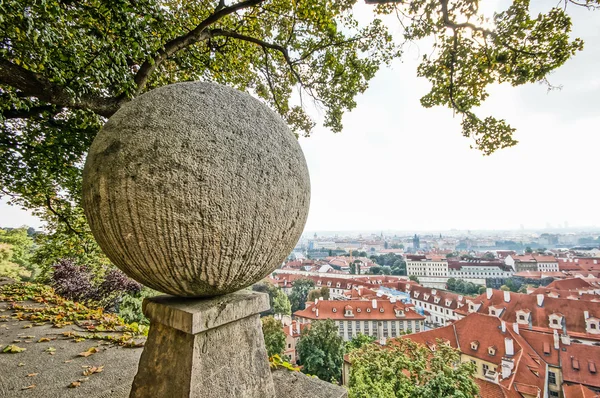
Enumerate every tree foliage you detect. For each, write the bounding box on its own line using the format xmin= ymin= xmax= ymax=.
xmin=272 ymin=288 xmax=292 ymax=316
xmin=345 ymin=332 xmax=376 ymax=353
xmin=1 ymin=0 xmax=596 ymax=268
xmin=446 ymin=277 xmax=481 ymax=295
xmin=252 ymin=280 xmax=280 ymax=316
xmin=289 ymin=278 xmax=315 ymax=312
xmin=0 ymin=227 xmax=34 ymax=279
xmin=296 ymin=319 xmax=345 ymax=383
xmin=261 ymin=315 xmax=286 ymax=358
xmin=307 ymin=286 xmax=330 ymax=302
xmin=348 ymin=339 xmax=479 ymax=398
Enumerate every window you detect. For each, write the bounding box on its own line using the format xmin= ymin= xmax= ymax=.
xmin=355 ymin=320 xmax=360 ymax=331
xmin=288 ymin=344 xmax=291 ymax=348
xmin=549 ymin=371 xmax=556 ymax=385
xmin=391 ymin=322 xmax=396 ymax=336
xmin=549 ymin=391 xmax=559 ymax=398
xmin=482 ymin=364 xmax=489 ymax=375
xmin=519 ymin=315 xmax=525 ymax=320
xmin=592 ymin=324 xmax=597 ymax=330
xmin=552 ymin=319 xmax=558 ymax=325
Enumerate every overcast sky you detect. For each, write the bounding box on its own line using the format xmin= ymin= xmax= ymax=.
xmin=1 ymin=2 xmax=599 ymax=232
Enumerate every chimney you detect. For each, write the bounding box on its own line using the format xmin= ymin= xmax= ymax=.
xmin=289 ymin=324 xmax=293 ymax=335
xmin=314 ymin=298 xmax=318 ymax=305
xmin=501 ymin=356 xmax=514 ymax=379
xmin=319 ymin=296 xmax=323 ymax=301
xmin=537 ymin=294 xmax=544 ymax=307
xmin=561 ymin=333 xmax=571 ymax=346
xmin=390 ymin=297 xmax=396 ymax=303
xmin=296 ymin=321 xmax=300 ymax=335
xmin=553 ymin=330 xmax=560 ymax=350
xmin=504 ymin=290 xmax=511 ymax=303
xmin=486 ymin=288 xmax=493 ymax=300
xmin=584 ymin=310 xmax=590 ymax=320
xmin=501 ymin=320 xmax=506 ymax=333
xmin=372 ymin=299 xmax=378 ymax=309
xmin=512 ymin=322 xmax=519 ymax=335
xmin=315 ymin=309 xmax=319 ymax=317
xmin=504 ymin=338 xmax=514 ymax=356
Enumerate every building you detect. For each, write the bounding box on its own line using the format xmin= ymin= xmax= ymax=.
xmin=404 ymin=284 xmax=465 ymax=327
xmin=405 ymin=254 xmax=449 ymax=277
xmin=281 ymin=320 xmax=307 ymax=364
xmin=294 ymin=298 xmax=425 ymax=341
xmin=449 ymin=259 xmax=514 ymax=280
xmin=505 ymin=254 xmax=559 ymax=273
xmin=455 ymin=289 xmax=600 ymax=343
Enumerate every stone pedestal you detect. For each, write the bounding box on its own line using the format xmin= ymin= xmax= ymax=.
xmin=130 ymin=291 xmax=275 ymax=398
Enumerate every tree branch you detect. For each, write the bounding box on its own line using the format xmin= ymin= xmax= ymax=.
xmin=44 ymin=195 xmax=83 ymax=238
xmin=1 ymin=105 xmax=60 ymax=120
xmin=0 ymin=59 xmax=121 ymax=117
xmin=210 ymin=28 xmax=303 ymax=85
xmin=133 ymin=0 xmax=265 ymax=94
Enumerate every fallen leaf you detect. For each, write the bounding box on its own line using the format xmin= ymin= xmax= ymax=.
xmin=44 ymin=347 xmax=56 ymax=353
xmin=26 ymin=373 xmax=38 ymax=377
xmin=78 ymin=347 xmax=99 ymax=357
xmin=74 ymin=338 xmax=85 ymax=343
xmin=18 ymin=362 xmax=25 ymax=367
xmin=13 ymin=339 xmax=22 ymax=343
xmin=78 ymin=377 xmax=89 ymax=382
xmin=38 ymin=337 xmax=51 ymax=342
xmin=82 ymin=365 xmax=104 ymax=376
xmin=22 ymin=324 xmax=33 ymax=329
xmin=2 ymin=345 xmax=26 ymax=353
xmin=21 ymin=385 xmax=35 ymax=390
xmin=68 ymin=381 xmax=81 ymax=388
xmin=64 ymin=360 xmax=73 ymax=363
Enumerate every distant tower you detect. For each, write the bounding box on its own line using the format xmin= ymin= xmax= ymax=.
xmin=314 ymin=232 xmax=317 ymax=239
xmin=413 ymin=234 xmax=420 ymax=249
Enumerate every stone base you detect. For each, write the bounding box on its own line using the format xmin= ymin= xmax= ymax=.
xmin=130 ymin=291 xmax=275 ymax=398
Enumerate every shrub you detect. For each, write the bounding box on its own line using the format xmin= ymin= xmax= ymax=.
xmin=51 ymin=258 xmax=99 ymax=302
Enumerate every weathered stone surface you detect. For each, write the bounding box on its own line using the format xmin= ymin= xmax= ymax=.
xmin=129 ymin=292 xmax=275 ymax=398
xmin=82 ymin=81 xmax=310 ymax=297
xmin=143 ymin=290 xmax=269 ymax=334
xmin=272 ymin=369 xmax=348 ymax=398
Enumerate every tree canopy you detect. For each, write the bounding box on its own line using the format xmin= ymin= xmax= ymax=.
xmin=272 ymin=288 xmax=292 ymax=316
xmin=289 ymin=278 xmax=315 ymax=312
xmin=261 ymin=316 xmax=286 ymax=358
xmin=348 ymin=339 xmax=479 ymax=397
xmin=296 ymin=319 xmax=345 ymax=383
xmin=1 ymin=0 xmax=596 ymax=257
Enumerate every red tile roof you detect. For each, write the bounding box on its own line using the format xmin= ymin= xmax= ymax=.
xmin=294 ymin=299 xmax=425 ymax=322
xmin=546 ymin=278 xmax=593 ymax=291
xmin=455 ymin=289 xmax=599 ymax=335
xmin=563 ymin=383 xmax=600 ymax=398
xmin=560 ymin=343 xmax=600 ymax=388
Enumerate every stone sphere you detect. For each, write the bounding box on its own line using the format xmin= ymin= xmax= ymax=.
xmin=82 ymin=82 xmax=310 ymax=297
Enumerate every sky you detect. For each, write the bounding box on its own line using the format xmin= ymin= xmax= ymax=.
xmin=1 ymin=2 xmax=599 ymax=233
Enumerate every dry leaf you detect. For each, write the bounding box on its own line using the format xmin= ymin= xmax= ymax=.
xmin=64 ymin=360 xmax=73 ymax=363
xmin=13 ymin=339 xmax=22 ymax=343
xmin=78 ymin=347 xmax=99 ymax=357
xmin=82 ymin=365 xmax=104 ymax=376
xmin=68 ymin=381 xmax=81 ymax=388
xmin=22 ymin=324 xmax=33 ymax=329
xmin=21 ymin=385 xmax=35 ymax=390
xmin=26 ymin=373 xmax=38 ymax=377
xmin=38 ymin=338 xmax=50 ymax=343
xmin=18 ymin=362 xmax=25 ymax=367
xmin=44 ymin=347 xmax=56 ymax=353
xmin=3 ymin=344 xmax=26 ymax=353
